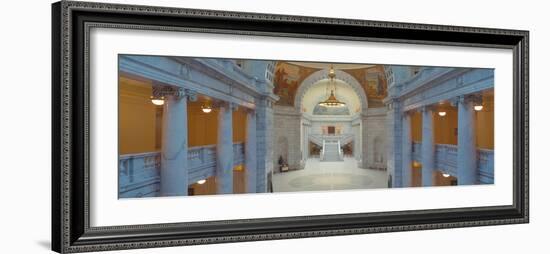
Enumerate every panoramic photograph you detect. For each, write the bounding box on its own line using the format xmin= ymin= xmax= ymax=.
xmin=118 ymin=55 xmax=494 ymax=198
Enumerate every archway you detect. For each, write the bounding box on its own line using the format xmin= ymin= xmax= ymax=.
xmin=294 ymin=69 xmax=369 ymax=113
xmin=294 ymin=69 xmax=369 ymax=167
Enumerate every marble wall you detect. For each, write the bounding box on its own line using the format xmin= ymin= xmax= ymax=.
xmin=363 ymin=108 xmax=388 ymax=169
xmin=273 ymin=105 xmax=302 ymax=170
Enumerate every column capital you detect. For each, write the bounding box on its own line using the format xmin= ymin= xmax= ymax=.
xmin=152 ymin=85 xmax=197 ymax=101
xmin=384 ymin=98 xmax=397 ymax=107
xmin=212 ymin=101 xmax=238 ymax=111
xmin=185 ymin=89 xmax=198 ymax=101
xmin=420 ymin=105 xmax=435 ymax=113
xmin=384 ymin=98 xmax=401 ymax=112
xmin=228 ymin=102 xmax=238 ymax=111
xmin=401 ymin=110 xmax=414 ymax=118
xmin=451 ymin=94 xmax=482 ymax=107
xmin=245 ymin=107 xmax=257 ymax=114
xmin=257 ymin=96 xmax=274 ymax=108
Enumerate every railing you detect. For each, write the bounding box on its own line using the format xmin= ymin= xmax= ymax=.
xmin=337 ymin=140 xmax=344 ymax=160
xmin=309 ymin=134 xmax=324 ymax=146
xmin=118 ymin=152 xmax=161 ymax=198
xmin=341 ymin=134 xmax=354 ymax=146
xmin=412 ymin=142 xmax=422 ymax=162
xmin=309 ymin=133 xmax=354 ymax=146
xmin=478 ymin=148 xmax=494 ymax=184
xmin=119 ymin=142 xmax=246 ymax=198
xmin=187 ymin=145 xmax=216 ymax=183
xmin=320 ymin=140 xmax=326 ymax=161
xmin=233 ymin=142 xmax=245 ymax=165
xmin=435 ymin=144 xmax=458 ymax=176
xmin=410 ymin=142 xmax=494 ymax=184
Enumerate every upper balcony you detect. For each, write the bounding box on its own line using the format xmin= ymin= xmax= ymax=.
xmin=401 ymin=68 xmax=494 ymax=112
xmin=118 ymin=142 xmax=245 ymax=198
xmin=411 ymin=142 xmax=494 ymax=184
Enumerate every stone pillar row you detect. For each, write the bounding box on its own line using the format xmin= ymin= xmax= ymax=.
xmin=456 ymin=95 xmax=477 ymax=185
xmin=159 ymin=86 xmax=261 ymax=196
xmin=301 ymin=124 xmax=310 ymax=166
xmin=421 ymin=106 xmax=435 ymax=186
xmin=399 ymin=95 xmax=478 ymax=187
xmin=245 ymin=110 xmax=257 ymax=193
xmin=401 ymin=112 xmax=412 ymax=187
xmin=160 ymin=87 xmax=190 ymax=196
xmin=216 ymin=102 xmax=234 ymax=194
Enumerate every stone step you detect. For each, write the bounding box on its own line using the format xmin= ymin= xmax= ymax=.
xmin=322 ymin=143 xmax=343 ymax=162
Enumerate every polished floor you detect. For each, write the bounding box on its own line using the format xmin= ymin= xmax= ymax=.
xmin=272 ymin=157 xmax=388 ymax=193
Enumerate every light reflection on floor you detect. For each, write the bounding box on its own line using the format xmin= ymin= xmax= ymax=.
xmin=272 ymin=157 xmax=388 ymax=193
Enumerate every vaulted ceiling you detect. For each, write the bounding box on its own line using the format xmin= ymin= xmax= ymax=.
xmin=273 ymin=61 xmax=388 ymax=108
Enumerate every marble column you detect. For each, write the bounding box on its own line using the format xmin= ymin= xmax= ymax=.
xmin=304 ymin=125 xmax=307 ymax=160
xmin=361 ymin=116 xmax=370 ymax=169
xmin=355 ymin=124 xmax=362 ymax=162
xmin=421 ymin=106 xmax=435 ymax=186
xmin=300 ymin=124 xmax=306 ymax=167
xmin=245 ymin=110 xmax=257 ymax=193
xmin=351 ymin=126 xmax=359 ymax=160
xmin=457 ymin=96 xmax=477 ymax=185
xmin=160 ymin=88 xmax=188 ymax=196
xmin=255 ymin=98 xmax=274 ymax=193
xmin=385 ymin=100 xmax=403 ymax=187
xmin=401 ymin=112 xmax=412 ymax=187
xmin=305 ymin=126 xmax=310 ymax=160
xmin=216 ymin=102 xmax=234 ymax=194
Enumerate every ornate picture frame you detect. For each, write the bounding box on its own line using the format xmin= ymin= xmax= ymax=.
xmin=52 ymin=1 xmax=529 ymax=253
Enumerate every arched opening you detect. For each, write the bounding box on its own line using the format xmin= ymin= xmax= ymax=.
xmin=294 ymin=68 xmax=368 ymax=167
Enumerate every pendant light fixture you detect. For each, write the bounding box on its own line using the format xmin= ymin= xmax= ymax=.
xmin=318 ymin=65 xmax=346 ymax=108
xmin=150 ymin=95 xmax=165 ymax=106
xmin=201 ymin=100 xmax=213 ymax=113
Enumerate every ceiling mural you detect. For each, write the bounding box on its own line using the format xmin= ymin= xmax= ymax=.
xmin=272 ymin=62 xmax=388 ymax=108
xmin=343 ymin=65 xmax=388 ymax=108
xmin=273 ymin=62 xmax=317 ymax=106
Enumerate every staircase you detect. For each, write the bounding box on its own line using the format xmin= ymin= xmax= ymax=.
xmin=321 ymin=141 xmax=343 ymax=162
xmin=309 ymin=133 xmax=354 ymax=147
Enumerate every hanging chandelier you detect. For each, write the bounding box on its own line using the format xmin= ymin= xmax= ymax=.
xmin=318 ymin=65 xmax=346 ymax=108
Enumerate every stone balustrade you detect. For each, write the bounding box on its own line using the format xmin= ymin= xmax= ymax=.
xmin=118 ymin=152 xmax=161 ymax=198
xmin=411 ymin=142 xmax=494 ymax=184
xmin=309 ymin=133 xmax=354 ymax=146
xmin=118 ymin=142 xmax=246 ymax=198
xmin=477 ymin=148 xmax=495 ymax=184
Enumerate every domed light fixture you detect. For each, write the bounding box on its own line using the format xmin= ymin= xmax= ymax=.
xmin=150 ymin=96 xmax=165 ymax=106
xmin=473 ymin=95 xmax=484 ymax=111
xmin=474 ymin=104 xmax=483 ymax=111
xmin=197 ymin=179 xmax=206 ymax=185
xmin=318 ymin=65 xmax=346 ymax=108
xmin=438 ymin=111 xmax=447 ymax=117
xmin=442 ymin=173 xmax=450 ymax=178
xmin=201 ymin=100 xmax=213 ymax=113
